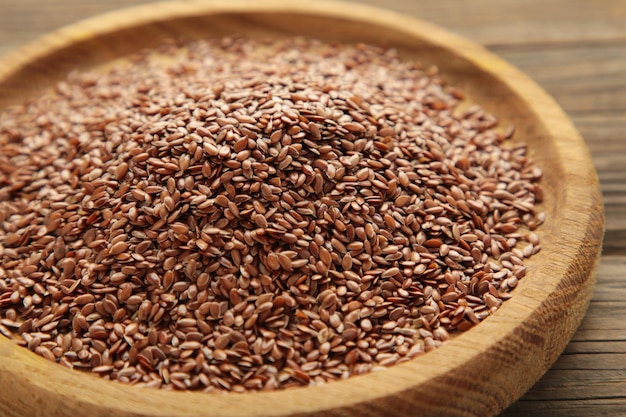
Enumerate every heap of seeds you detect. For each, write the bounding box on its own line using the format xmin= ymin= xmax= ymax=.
xmin=0 ymin=37 xmax=543 ymax=391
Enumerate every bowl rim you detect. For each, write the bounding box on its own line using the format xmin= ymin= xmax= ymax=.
xmin=0 ymin=1 xmax=604 ymax=416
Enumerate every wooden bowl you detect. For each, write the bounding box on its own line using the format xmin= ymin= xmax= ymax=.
xmin=0 ymin=1 xmax=604 ymax=416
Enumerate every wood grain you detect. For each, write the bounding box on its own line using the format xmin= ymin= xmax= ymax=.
xmin=0 ymin=0 xmax=618 ymax=416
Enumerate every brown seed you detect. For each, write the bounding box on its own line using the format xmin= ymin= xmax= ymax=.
xmin=253 ymin=213 xmax=268 ymax=228
xmin=74 ymin=294 xmax=95 ymax=305
xmin=382 ymin=267 xmax=400 ymax=278
xmin=395 ymin=195 xmax=411 ymax=208
xmin=0 ymin=37 xmax=542 ymax=393
xmin=115 ymin=162 xmax=129 ymax=180
xmin=341 ymin=254 xmax=353 ymax=270
xmin=109 ymin=241 xmax=128 ymax=256
xmin=265 ymin=253 xmax=280 ymax=271
xmin=171 ymin=222 xmax=190 ymax=235
xmin=277 ymin=253 xmax=293 ymax=271
xmin=215 ymin=195 xmax=230 ymax=207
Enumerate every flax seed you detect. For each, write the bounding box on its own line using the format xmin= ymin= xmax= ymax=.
xmin=0 ymin=37 xmax=542 ymax=393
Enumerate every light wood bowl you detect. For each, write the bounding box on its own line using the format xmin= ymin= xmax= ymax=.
xmin=0 ymin=1 xmax=604 ymax=416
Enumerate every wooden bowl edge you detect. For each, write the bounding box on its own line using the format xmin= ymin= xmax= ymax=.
xmin=0 ymin=1 xmax=605 ymax=416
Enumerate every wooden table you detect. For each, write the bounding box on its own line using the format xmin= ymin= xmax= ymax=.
xmin=1 ymin=1 xmax=624 ymax=416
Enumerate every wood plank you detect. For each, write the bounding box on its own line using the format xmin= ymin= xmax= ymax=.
xmin=503 ymin=398 xmax=626 ymax=417
xmin=551 ymin=353 xmax=626 ymax=370
xmin=590 ymin=257 xmax=626 ymax=302
xmin=0 ymin=0 xmax=155 ymax=57
xmin=575 ymin=115 xmax=626 ymax=153
xmin=564 ymin=340 xmax=626 ymax=354
xmin=354 ymin=0 xmax=626 ymax=45
xmin=2 ymin=0 xmax=626 ymax=57
xmin=518 ymin=370 xmax=626 ymax=400
xmin=570 ymin=115 xmax=626 ymax=238
xmin=491 ymin=40 xmax=626 ymax=115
